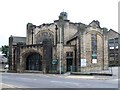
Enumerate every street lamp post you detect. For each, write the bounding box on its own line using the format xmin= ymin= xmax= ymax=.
xmin=59 ymin=26 xmax=62 ymax=74
xmin=55 ymin=24 xmax=62 ymax=74
xmin=55 ymin=25 xmax=58 ymax=46
xmin=54 ymin=24 xmax=59 ymax=73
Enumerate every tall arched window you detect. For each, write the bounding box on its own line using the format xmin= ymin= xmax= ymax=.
xmin=91 ymin=34 xmax=97 ymax=63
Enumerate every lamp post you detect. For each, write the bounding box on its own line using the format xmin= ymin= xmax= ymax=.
xmin=55 ymin=24 xmax=58 ymax=73
xmin=59 ymin=26 xmax=62 ymax=74
xmin=55 ymin=25 xmax=58 ymax=46
xmin=55 ymin=24 xmax=62 ymax=74
xmin=59 ymin=16 xmax=65 ymax=74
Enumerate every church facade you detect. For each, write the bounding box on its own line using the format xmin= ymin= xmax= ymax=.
xmin=8 ymin=12 xmax=109 ymax=73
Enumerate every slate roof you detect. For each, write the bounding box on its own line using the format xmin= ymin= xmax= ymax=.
xmin=0 ymin=55 xmax=7 ymax=63
xmin=12 ymin=36 xmax=26 ymax=45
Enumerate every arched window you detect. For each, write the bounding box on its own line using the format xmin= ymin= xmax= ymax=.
xmin=91 ymin=34 xmax=97 ymax=63
xmin=36 ymin=32 xmax=54 ymax=44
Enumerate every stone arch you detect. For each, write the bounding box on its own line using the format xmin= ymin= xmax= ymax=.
xmin=21 ymin=49 xmax=43 ymax=71
xmin=85 ymin=30 xmax=103 ymax=39
xmin=35 ymin=29 xmax=54 ymax=44
xmin=84 ymin=30 xmax=104 ymax=70
xmin=26 ymin=53 xmax=42 ymax=71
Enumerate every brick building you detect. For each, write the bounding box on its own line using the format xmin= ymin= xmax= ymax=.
xmin=8 ymin=12 xmax=110 ymax=73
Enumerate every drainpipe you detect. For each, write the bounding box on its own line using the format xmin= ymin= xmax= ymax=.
xmin=78 ymin=24 xmax=81 ymax=72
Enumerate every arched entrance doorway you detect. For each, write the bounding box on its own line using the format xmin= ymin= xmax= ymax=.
xmin=26 ymin=53 xmax=42 ymax=71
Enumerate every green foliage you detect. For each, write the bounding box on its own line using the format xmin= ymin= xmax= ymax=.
xmin=1 ymin=45 xmax=9 ymax=58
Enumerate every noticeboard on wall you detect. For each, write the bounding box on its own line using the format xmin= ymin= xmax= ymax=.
xmin=81 ymin=59 xmax=86 ymax=67
xmin=92 ymin=59 xmax=97 ymax=63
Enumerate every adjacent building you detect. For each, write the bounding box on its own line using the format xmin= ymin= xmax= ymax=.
xmin=8 ymin=12 xmax=111 ymax=73
xmin=107 ymin=29 xmax=120 ymax=66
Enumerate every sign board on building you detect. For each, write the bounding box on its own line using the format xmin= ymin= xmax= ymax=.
xmin=116 ymin=46 xmax=118 ymax=49
xmin=109 ymin=47 xmax=114 ymax=49
xmin=81 ymin=59 xmax=86 ymax=67
xmin=92 ymin=59 xmax=97 ymax=63
xmin=52 ymin=59 xmax=58 ymax=64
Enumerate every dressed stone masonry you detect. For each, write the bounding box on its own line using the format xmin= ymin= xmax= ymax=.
xmin=8 ymin=12 xmax=113 ymax=73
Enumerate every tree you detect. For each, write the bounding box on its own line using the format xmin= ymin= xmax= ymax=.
xmin=1 ymin=45 xmax=9 ymax=58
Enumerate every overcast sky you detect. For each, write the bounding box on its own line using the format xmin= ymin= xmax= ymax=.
xmin=0 ymin=0 xmax=119 ymax=47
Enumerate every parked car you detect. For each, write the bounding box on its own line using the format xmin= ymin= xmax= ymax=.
xmin=4 ymin=64 xmax=9 ymax=69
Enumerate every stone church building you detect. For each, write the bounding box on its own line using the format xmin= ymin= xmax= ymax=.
xmin=8 ymin=12 xmax=109 ymax=73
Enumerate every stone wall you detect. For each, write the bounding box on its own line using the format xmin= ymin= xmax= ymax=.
xmin=9 ymin=13 xmax=111 ymax=73
xmin=27 ymin=20 xmax=78 ymax=46
xmin=19 ymin=45 xmax=43 ymax=73
xmin=79 ymin=27 xmax=108 ymax=71
xmin=63 ymin=45 xmax=75 ymax=72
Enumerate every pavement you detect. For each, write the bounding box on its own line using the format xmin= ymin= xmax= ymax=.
xmin=0 ymin=67 xmax=119 ymax=83
xmin=0 ymin=83 xmax=17 ymax=88
xmin=36 ymin=67 xmax=119 ymax=80
xmin=1 ymin=68 xmax=119 ymax=88
xmin=2 ymin=73 xmax=119 ymax=88
xmin=68 ymin=67 xmax=119 ymax=80
xmin=1 ymin=71 xmax=118 ymax=81
xmin=50 ymin=73 xmax=118 ymax=80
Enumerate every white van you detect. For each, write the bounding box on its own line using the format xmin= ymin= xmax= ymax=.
xmin=4 ymin=64 xmax=9 ymax=69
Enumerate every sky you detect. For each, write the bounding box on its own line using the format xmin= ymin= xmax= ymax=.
xmin=0 ymin=0 xmax=119 ymax=47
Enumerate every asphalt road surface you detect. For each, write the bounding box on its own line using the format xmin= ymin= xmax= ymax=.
xmin=1 ymin=73 xmax=118 ymax=88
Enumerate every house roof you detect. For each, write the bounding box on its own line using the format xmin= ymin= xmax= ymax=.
xmin=10 ymin=36 xmax=26 ymax=45
xmin=108 ymin=29 xmax=120 ymax=35
xmin=0 ymin=55 xmax=7 ymax=63
xmin=66 ymin=32 xmax=79 ymax=44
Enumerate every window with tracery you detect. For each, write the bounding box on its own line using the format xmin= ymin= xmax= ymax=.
xmin=91 ymin=34 xmax=97 ymax=63
xmin=36 ymin=32 xmax=54 ymax=44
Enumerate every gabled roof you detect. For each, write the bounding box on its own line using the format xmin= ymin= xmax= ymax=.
xmin=0 ymin=55 xmax=7 ymax=63
xmin=67 ymin=23 xmax=87 ymax=43
xmin=10 ymin=36 xmax=26 ymax=45
xmin=66 ymin=32 xmax=79 ymax=44
xmin=108 ymin=29 xmax=120 ymax=35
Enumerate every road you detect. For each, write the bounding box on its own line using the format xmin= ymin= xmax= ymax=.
xmin=1 ymin=73 xmax=118 ymax=88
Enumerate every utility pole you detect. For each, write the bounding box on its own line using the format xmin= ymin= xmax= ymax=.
xmin=54 ymin=24 xmax=58 ymax=73
xmin=55 ymin=25 xmax=58 ymax=46
xmin=78 ymin=23 xmax=81 ymax=72
xmin=60 ymin=27 xmax=62 ymax=74
xmin=59 ymin=16 xmax=64 ymax=74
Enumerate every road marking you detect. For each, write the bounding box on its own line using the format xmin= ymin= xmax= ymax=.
xmin=20 ymin=77 xmax=38 ymax=81
xmin=50 ymin=81 xmax=79 ymax=85
xmin=19 ymin=77 xmax=38 ymax=81
xmin=50 ymin=80 xmax=92 ymax=87
xmin=1 ymin=83 xmax=23 ymax=88
xmin=110 ymin=79 xmax=119 ymax=81
xmin=20 ymin=77 xmax=33 ymax=80
xmin=66 ymin=76 xmax=94 ymax=79
xmin=0 ymin=83 xmax=16 ymax=88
